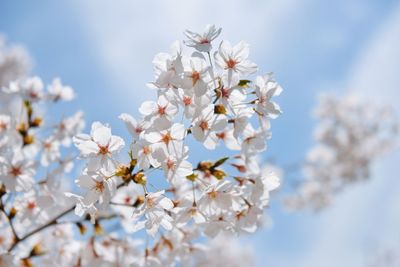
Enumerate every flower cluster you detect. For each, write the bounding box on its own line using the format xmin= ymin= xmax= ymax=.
xmin=366 ymin=246 xmax=400 ymax=267
xmin=0 ymin=26 xmax=282 ymax=266
xmin=285 ymin=92 xmax=398 ymax=211
xmin=0 ymin=35 xmax=31 ymax=88
xmin=0 ymin=74 xmax=84 ymax=264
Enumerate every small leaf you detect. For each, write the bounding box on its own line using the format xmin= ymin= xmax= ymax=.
xmin=238 ymin=80 xmax=252 ymax=88
xmin=212 ymin=157 xmax=229 ymax=168
xmin=186 ymin=173 xmax=198 ymax=182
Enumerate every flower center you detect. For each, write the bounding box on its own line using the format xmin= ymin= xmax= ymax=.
xmin=98 ymin=145 xmax=109 ymax=155
xmin=158 ymin=105 xmax=167 ymax=115
xmin=135 ymin=126 xmax=143 ymax=134
xmin=124 ymin=196 xmax=131 ymax=204
xmin=161 ymin=132 xmax=173 ymax=145
xmin=27 ymin=201 xmax=36 ymax=210
xmin=221 ymin=87 xmax=230 ymax=98
xmin=28 ymin=90 xmax=39 ymax=99
xmin=199 ymin=120 xmax=209 ymax=131
xmin=183 ymin=96 xmax=192 ymax=106
xmin=208 ymin=190 xmax=218 ymax=199
xmin=59 ymin=122 xmax=66 ymax=131
xmin=199 ymin=39 xmax=210 ymax=44
xmin=166 ymin=158 xmax=175 ymax=170
xmin=44 ymin=142 xmax=52 ymax=149
xmin=216 ymin=132 xmax=226 ymax=140
xmin=0 ymin=121 xmax=8 ymax=131
xmin=142 ymin=146 xmax=151 ymax=155
xmin=94 ymin=181 xmax=105 ymax=192
xmin=147 ymin=197 xmax=154 ymax=208
xmin=191 ymin=71 xmax=200 ymax=86
xmin=226 ymin=58 xmax=237 ymax=69
xmin=9 ymin=166 xmax=22 ymax=177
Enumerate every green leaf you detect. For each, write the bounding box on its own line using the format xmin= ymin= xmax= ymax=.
xmin=213 ymin=157 xmax=229 ymax=168
xmin=238 ymin=80 xmax=252 ymax=88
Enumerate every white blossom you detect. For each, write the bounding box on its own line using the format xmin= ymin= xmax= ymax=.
xmin=184 ymin=24 xmax=221 ymax=52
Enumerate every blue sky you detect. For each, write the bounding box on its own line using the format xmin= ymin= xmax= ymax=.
xmin=1 ymin=1 xmax=400 ymax=266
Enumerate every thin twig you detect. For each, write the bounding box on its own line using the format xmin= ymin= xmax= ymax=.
xmin=0 ymin=198 xmax=20 ymax=245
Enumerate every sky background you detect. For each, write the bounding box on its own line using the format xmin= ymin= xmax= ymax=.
xmin=1 ymin=1 xmax=400 ymax=266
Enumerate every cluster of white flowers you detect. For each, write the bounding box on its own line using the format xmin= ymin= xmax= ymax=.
xmin=0 ymin=26 xmax=282 ymax=266
xmin=0 ymin=35 xmax=31 ymax=87
xmin=285 ymin=93 xmax=398 ymax=211
xmin=189 ymin=233 xmax=255 ymax=267
xmin=0 ymin=74 xmax=85 ymax=264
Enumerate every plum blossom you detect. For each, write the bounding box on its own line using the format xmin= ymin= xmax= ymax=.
xmin=14 ymin=190 xmax=53 ymax=224
xmin=153 ymin=144 xmax=193 ymax=184
xmin=132 ymin=140 xmax=160 ymax=170
xmin=73 ymin=122 xmax=125 ymax=171
xmin=40 ymin=137 xmax=61 ymax=166
xmin=119 ymin=113 xmax=150 ymax=140
xmin=54 ymin=111 xmax=85 ymax=147
xmin=180 ymin=56 xmax=211 ymax=96
xmin=75 ymin=170 xmax=117 ymax=209
xmin=254 ymin=73 xmax=283 ymax=119
xmin=144 ymin=123 xmax=186 ymax=151
xmin=192 ymin=104 xmax=227 ymax=150
xmin=0 ymin=150 xmax=35 ymax=192
xmin=46 ymin=77 xmax=75 ymax=101
xmin=215 ymin=41 xmax=257 ymax=77
xmin=139 ymin=95 xmax=178 ymax=130
xmin=183 ymin=24 xmax=221 ymax=52
xmin=241 ymin=124 xmax=270 ymax=154
xmin=133 ymin=191 xmax=175 ymax=237
xmin=148 ymin=41 xmax=183 ymax=90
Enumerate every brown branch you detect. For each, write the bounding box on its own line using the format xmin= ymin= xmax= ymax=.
xmin=8 ymin=205 xmax=75 ymax=252
xmin=0 ymin=198 xmax=20 ymax=245
xmin=7 ymin=182 xmax=127 ymax=252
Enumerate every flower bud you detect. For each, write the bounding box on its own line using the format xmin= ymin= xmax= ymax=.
xmin=214 ymin=104 xmax=227 ymax=115
xmin=132 ymin=172 xmax=147 ymax=185
xmin=9 ymin=207 xmax=17 ymax=219
xmin=30 ymin=117 xmax=43 ymax=127
xmin=94 ymin=221 xmax=103 ymax=235
xmin=238 ymin=79 xmax=251 ymax=88
xmin=186 ymin=173 xmax=198 ymax=182
xmin=23 ymin=135 xmax=35 ymax=145
xmin=30 ymin=243 xmax=45 ymax=257
xmin=0 ymin=184 xmax=6 ymax=198
xmin=133 ymin=195 xmax=145 ymax=207
xmin=115 ymin=165 xmax=131 ymax=183
xmin=197 ymin=161 xmax=213 ymax=171
xmin=211 ymin=169 xmax=226 ymax=180
xmin=130 ymin=159 xmax=137 ymax=169
xmin=21 ymin=258 xmax=33 ymax=267
xmin=76 ymin=222 xmax=87 ymax=235
xmin=17 ymin=122 xmax=27 ymax=135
